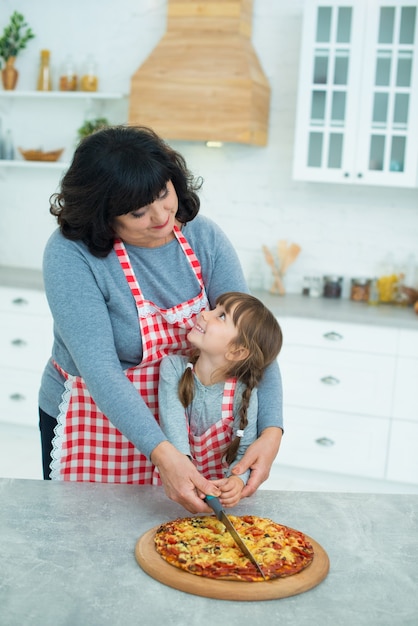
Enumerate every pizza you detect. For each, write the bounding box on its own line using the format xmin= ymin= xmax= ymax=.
xmin=154 ymin=514 xmax=314 ymax=582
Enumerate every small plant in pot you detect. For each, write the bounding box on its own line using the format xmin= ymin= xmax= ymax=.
xmin=77 ymin=117 xmax=110 ymax=141
xmin=0 ymin=11 xmax=35 ymax=90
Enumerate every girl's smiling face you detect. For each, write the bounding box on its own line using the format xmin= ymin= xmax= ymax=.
xmin=112 ymin=180 xmax=178 ymax=248
xmin=187 ymin=303 xmax=239 ymax=358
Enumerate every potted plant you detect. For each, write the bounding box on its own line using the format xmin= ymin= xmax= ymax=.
xmin=0 ymin=11 xmax=35 ymax=90
xmin=77 ymin=117 xmax=110 ymax=141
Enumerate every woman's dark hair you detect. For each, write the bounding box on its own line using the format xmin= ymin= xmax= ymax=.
xmin=49 ymin=125 xmax=202 ymax=257
xmin=178 ymin=292 xmax=283 ymax=466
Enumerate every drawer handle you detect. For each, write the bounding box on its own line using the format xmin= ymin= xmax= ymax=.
xmin=12 ymin=297 xmax=29 ymax=307
xmin=323 ymin=331 xmax=343 ymax=341
xmin=320 ymin=375 xmax=340 ymax=385
xmin=9 ymin=392 xmax=26 ymax=402
xmin=11 ymin=338 xmax=28 ymax=348
xmin=315 ymin=437 xmax=335 ymax=447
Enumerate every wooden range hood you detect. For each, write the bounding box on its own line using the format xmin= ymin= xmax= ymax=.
xmin=129 ymin=0 xmax=271 ymax=146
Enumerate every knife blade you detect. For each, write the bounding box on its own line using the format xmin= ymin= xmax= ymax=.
xmin=204 ymin=495 xmax=266 ymax=580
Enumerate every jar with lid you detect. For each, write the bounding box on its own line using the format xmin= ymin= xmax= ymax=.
xmin=59 ymin=55 xmax=78 ymax=91
xmin=323 ymin=275 xmax=343 ymax=299
xmin=309 ymin=277 xmax=322 ymax=297
xmin=80 ymin=55 xmax=98 ymax=92
xmin=37 ymin=49 xmax=52 ymax=91
xmin=302 ymin=276 xmax=311 ymax=296
xmin=350 ymin=278 xmax=371 ymax=302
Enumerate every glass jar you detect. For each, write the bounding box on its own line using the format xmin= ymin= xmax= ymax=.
xmin=350 ymin=278 xmax=371 ymax=302
xmin=323 ymin=275 xmax=343 ymax=299
xmin=309 ymin=277 xmax=322 ymax=297
xmin=37 ymin=49 xmax=52 ymax=91
xmin=302 ymin=276 xmax=311 ymax=296
xmin=80 ymin=55 xmax=98 ymax=92
xmin=59 ymin=55 xmax=78 ymax=91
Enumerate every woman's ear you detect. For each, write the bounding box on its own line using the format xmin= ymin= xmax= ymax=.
xmin=225 ymin=344 xmax=249 ymax=362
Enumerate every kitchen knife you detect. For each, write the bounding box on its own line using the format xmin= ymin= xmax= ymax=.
xmin=205 ymin=495 xmax=266 ymax=580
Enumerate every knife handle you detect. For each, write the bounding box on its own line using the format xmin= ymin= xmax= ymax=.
xmin=204 ymin=495 xmax=223 ymax=521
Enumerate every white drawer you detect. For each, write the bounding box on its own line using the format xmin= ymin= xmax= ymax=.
xmin=281 ymin=317 xmax=398 ymax=356
xmin=0 ymin=312 xmax=52 ymax=370
xmin=398 ymin=329 xmax=418 ymax=358
xmin=276 ymin=407 xmax=389 ymax=479
xmin=392 ymin=357 xmax=418 ymax=422
xmin=386 ymin=420 xmax=418 ymax=484
xmin=280 ymin=345 xmax=395 ymax=418
xmin=0 ymin=286 xmax=50 ymax=317
xmin=0 ymin=368 xmax=41 ymax=427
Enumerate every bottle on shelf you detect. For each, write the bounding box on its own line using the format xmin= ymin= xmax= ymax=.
xmin=3 ymin=129 xmax=15 ymax=160
xmin=80 ymin=55 xmax=98 ymax=92
xmin=37 ymin=49 xmax=52 ymax=91
xmin=59 ymin=55 xmax=78 ymax=91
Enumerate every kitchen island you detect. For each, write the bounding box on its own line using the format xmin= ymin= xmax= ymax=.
xmin=1 ymin=479 xmax=417 ymax=626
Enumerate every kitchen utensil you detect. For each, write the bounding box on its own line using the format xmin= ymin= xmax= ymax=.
xmin=204 ymin=495 xmax=266 ymax=579
xmin=280 ymin=242 xmax=301 ymax=275
xmin=262 ymin=244 xmax=285 ymax=295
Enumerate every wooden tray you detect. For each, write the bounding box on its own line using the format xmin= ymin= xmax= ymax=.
xmin=135 ymin=525 xmax=329 ymax=601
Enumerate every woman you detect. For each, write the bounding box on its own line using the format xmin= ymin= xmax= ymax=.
xmin=159 ymin=292 xmax=283 ymax=507
xmin=38 ymin=125 xmax=283 ymax=513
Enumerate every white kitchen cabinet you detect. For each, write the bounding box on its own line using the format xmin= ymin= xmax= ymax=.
xmin=293 ymin=0 xmax=418 ymax=187
xmin=277 ymin=316 xmax=397 ymax=480
xmin=0 ymin=286 xmax=52 ymax=427
xmin=386 ymin=328 xmax=418 ymax=483
xmin=277 ymin=406 xmax=390 ymax=479
xmin=386 ymin=420 xmax=418 ymax=483
xmin=392 ymin=328 xmax=418 ymax=422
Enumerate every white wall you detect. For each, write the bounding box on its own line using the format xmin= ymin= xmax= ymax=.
xmin=1 ymin=0 xmax=417 ymax=295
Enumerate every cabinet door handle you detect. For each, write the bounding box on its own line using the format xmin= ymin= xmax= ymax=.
xmin=320 ymin=375 xmax=340 ymax=385
xmin=12 ymin=297 xmax=29 ymax=307
xmin=9 ymin=392 xmax=26 ymax=402
xmin=11 ymin=338 xmax=28 ymax=347
xmin=315 ymin=437 xmax=335 ymax=447
xmin=323 ymin=331 xmax=343 ymax=341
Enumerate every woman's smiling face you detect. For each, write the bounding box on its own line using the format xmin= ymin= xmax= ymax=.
xmin=112 ymin=180 xmax=178 ymax=248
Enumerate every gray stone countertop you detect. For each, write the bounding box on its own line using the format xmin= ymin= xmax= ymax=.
xmin=1 ymin=479 xmax=417 ymax=626
xmin=251 ymin=289 xmax=418 ymax=330
xmin=0 ymin=265 xmax=416 ymax=330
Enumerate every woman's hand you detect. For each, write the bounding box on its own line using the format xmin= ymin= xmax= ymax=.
xmin=151 ymin=441 xmax=220 ymax=513
xmin=212 ymin=476 xmax=244 ymax=508
xmin=231 ymin=427 xmax=282 ymax=498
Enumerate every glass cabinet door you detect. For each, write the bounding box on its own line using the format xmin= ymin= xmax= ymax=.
xmin=363 ymin=4 xmax=417 ymax=179
xmin=293 ymin=1 xmax=366 ymax=182
xmin=307 ymin=6 xmax=352 ymax=171
xmin=293 ymin=0 xmax=418 ymax=187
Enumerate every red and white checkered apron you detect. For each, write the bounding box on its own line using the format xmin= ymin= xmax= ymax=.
xmin=50 ymin=225 xmax=208 ymax=483
xmin=189 ymin=378 xmax=237 ymax=480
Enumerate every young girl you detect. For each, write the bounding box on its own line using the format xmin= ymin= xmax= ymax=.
xmin=158 ymin=292 xmax=283 ymax=507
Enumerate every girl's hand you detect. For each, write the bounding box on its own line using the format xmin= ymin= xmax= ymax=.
xmin=151 ymin=441 xmax=220 ymax=513
xmin=231 ymin=427 xmax=283 ymax=498
xmin=212 ymin=476 xmax=244 ymax=508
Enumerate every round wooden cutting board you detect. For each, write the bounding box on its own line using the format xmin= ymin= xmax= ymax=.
xmin=135 ymin=525 xmax=329 ymax=601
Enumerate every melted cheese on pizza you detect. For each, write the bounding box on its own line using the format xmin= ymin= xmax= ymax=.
xmin=154 ymin=514 xmax=314 ymax=582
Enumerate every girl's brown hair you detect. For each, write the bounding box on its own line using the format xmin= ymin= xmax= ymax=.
xmin=178 ymin=292 xmax=283 ymax=466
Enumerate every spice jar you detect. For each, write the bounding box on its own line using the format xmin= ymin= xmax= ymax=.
xmin=80 ymin=55 xmax=98 ymax=92
xmin=350 ymin=278 xmax=371 ymax=302
xmin=323 ymin=275 xmax=343 ymax=299
xmin=59 ymin=55 xmax=78 ymax=91
xmin=37 ymin=49 xmax=52 ymax=91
